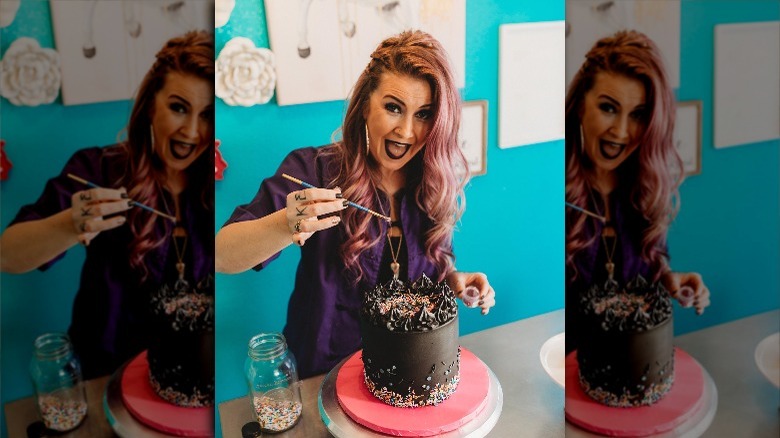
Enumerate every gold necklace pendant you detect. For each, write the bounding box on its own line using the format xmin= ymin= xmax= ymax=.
xmin=391 ymin=262 xmax=400 ymax=279
xmin=606 ymin=261 xmax=615 ymax=281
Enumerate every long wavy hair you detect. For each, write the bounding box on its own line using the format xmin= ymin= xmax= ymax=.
xmin=114 ymin=30 xmax=214 ymax=280
xmin=565 ymin=30 xmax=682 ymax=281
xmin=322 ymin=30 xmax=467 ymax=283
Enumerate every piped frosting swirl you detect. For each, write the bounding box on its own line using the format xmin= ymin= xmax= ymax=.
xmin=580 ymin=275 xmax=672 ymax=332
xmin=362 ymin=274 xmax=458 ymax=332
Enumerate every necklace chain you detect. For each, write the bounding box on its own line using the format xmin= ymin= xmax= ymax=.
xmin=373 ymin=182 xmax=403 ymax=280
xmin=159 ymin=189 xmax=188 ymax=288
xmin=588 ymin=185 xmax=617 ymax=282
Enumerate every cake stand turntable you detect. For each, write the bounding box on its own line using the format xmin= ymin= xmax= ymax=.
xmin=565 ymin=348 xmax=718 ymax=437
xmin=318 ymin=348 xmax=503 ymax=437
xmin=103 ymin=350 xmax=213 ymax=437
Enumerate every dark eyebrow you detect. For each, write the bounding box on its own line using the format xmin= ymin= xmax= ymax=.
xmin=169 ymin=94 xmax=191 ymax=107
xmin=599 ymin=94 xmax=646 ymax=111
xmin=598 ymin=94 xmax=620 ymax=107
xmin=385 ymin=94 xmax=432 ymax=109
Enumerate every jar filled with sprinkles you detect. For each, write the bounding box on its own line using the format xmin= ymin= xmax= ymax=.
xmin=244 ymin=333 xmax=302 ymax=433
xmin=29 ymin=333 xmax=87 ymax=432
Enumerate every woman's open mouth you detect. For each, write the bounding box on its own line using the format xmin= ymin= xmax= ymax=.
xmin=170 ymin=139 xmax=196 ymax=160
xmin=385 ymin=139 xmax=411 ymax=160
xmin=599 ymin=139 xmax=626 ymax=160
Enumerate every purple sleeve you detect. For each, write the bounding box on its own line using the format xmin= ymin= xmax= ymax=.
xmin=223 ymin=147 xmax=325 ymax=271
xmin=8 ymin=147 xmax=107 ymax=271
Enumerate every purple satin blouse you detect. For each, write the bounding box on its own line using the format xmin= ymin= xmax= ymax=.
xmin=9 ymin=146 xmax=215 ymax=378
xmin=225 ymin=146 xmax=442 ymax=378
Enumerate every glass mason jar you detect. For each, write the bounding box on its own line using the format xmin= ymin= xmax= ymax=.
xmin=244 ymin=333 xmax=302 ymax=433
xmin=29 ymin=333 xmax=87 ymax=432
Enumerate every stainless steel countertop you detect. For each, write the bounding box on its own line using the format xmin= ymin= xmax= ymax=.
xmin=673 ymin=310 xmax=779 ymax=438
xmin=219 ymin=309 xmax=566 ymax=437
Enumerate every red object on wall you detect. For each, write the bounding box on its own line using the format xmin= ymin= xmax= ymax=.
xmin=0 ymin=139 xmax=11 ymax=181
xmin=215 ymin=139 xmax=227 ymax=180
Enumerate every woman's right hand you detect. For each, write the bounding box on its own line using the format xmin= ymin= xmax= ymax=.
xmin=286 ymin=187 xmax=346 ymax=246
xmin=71 ymin=187 xmax=132 ymax=245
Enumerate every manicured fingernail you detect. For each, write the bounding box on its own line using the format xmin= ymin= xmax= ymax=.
xmin=332 ymin=217 xmax=340 ymax=224
xmin=336 ymin=192 xmax=344 ymax=199
xmin=118 ymin=216 xmax=126 ymax=223
xmin=478 ymin=300 xmax=484 ymax=306
xmin=120 ymin=193 xmax=129 ymax=199
xmin=343 ymin=200 xmax=349 ymax=207
xmin=127 ymin=200 xmax=134 ymax=207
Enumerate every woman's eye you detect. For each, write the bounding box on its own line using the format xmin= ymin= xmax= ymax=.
xmin=630 ymin=109 xmax=646 ymax=122
xmin=170 ymin=102 xmax=187 ymax=114
xmin=384 ymin=102 xmax=401 ymax=114
xmin=416 ymin=109 xmax=432 ymax=120
xmin=598 ymin=102 xmax=617 ymax=114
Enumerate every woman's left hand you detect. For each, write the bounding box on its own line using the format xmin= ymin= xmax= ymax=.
xmin=446 ymin=271 xmax=496 ymax=315
xmin=662 ymin=271 xmax=710 ymax=315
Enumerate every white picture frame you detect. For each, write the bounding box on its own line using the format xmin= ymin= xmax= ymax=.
xmin=498 ymin=21 xmax=565 ymax=149
xmin=49 ymin=0 xmax=213 ymax=105
xmin=565 ymin=0 xmax=680 ymax=88
xmin=714 ymin=21 xmax=780 ymax=148
xmin=674 ymin=101 xmax=702 ymax=177
xmin=264 ymin=0 xmax=466 ymax=106
xmin=458 ymin=100 xmax=487 ymax=177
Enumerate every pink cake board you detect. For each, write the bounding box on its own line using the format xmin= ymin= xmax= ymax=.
xmin=336 ymin=348 xmax=489 ymax=437
xmin=120 ymin=351 xmax=213 ymax=437
xmin=565 ymin=348 xmax=705 ymax=437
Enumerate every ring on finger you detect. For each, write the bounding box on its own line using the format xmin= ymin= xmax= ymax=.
xmin=295 ymin=219 xmax=303 ymax=233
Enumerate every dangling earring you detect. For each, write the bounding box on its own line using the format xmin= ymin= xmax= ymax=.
xmin=150 ymin=124 xmax=155 ymax=149
xmin=579 ymin=124 xmax=585 ymax=152
xmin=365 ymin=123 xmax=370 ymax=154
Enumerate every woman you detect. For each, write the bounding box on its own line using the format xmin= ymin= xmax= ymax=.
xmin=216 ymin=30 xmax=496 ymax=378
xmin=0 ymin=31 xmax=215 ymax=382
xmin=565 ymin=30 xmax=710 ymax=352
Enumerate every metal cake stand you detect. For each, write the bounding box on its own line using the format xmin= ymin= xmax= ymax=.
xmin=103 ymin=362 xmax=185 ymax=437
xmin=565 ymin=363 xmax=718 ymax=438
xmin=318 ymin=356 xmax=503 ymax=438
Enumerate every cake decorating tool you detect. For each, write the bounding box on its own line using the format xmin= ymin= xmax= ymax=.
xmin=67 ymin=173 xmax=177 ymax=222
xmin=566 ymin=202 xmax=607 ymax=222
xmin=281 ymin=173 xmax=391 ymax=222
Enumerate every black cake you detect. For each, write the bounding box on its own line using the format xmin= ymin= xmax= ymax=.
xmin=360 ymin=274 xmax=460 ymax=408
xmin=577 ymin=275 xmax=674 ymax=407
xmin=148 ymin=275 xmax=215 ymax=407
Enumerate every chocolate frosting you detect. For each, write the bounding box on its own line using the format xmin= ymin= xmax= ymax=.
xmin=362 ymin=274 xmax=458 ymax=332
xmin=579 ymin=275 xmax=672 ymax=332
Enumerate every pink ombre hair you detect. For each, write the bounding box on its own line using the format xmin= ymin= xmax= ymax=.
xmin=565 ymin=30 xmax=683 ymax=281
xmin=321 ymin=30 xmax=467 ymax=283
xmin=110 ymin=31 xmax=214 ymax=280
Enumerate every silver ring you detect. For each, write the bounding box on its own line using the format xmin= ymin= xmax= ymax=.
xmin=295 ymin=219 xmax=302 ymax=233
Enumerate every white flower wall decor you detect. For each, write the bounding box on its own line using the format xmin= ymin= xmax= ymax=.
xmin=215 ymin=0 xmax=236 ymax=28
xmin=0 ymin=38 xmax=61 ymax=106
xmin=215 ymin=37 xmax=276 ymax=106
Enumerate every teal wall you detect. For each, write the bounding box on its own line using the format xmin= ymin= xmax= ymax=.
xmin=0 ymin=2 xmax=137 ymax=437
xmin=669 ymin=1 xmax=780 ymax=335
xmin=213 ymin=0 xmax=565 ymax=435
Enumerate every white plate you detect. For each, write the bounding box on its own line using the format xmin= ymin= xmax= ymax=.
xmin=754 ymin=332 xmax=780 ymax=388
xmin=540 ymin=332 xmax=565 ymax=388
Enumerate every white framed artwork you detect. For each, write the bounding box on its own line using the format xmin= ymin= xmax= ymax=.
xmin=458 ymin=100 xmax=487 ymax=177
xmin=264 ymin=0 xmax=466 ymax=106
xmin=565 ymin=0 xmax=680 ymax=88
xmin=49 ymin=0 xmax=213 ymax=105
xmin=674 ymin=101 xmax=701 ymax=177
xmin=498 ymin=21 xmax=565 ymax=149
xmin=714 ymin=21 xmax=780 ymax=149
